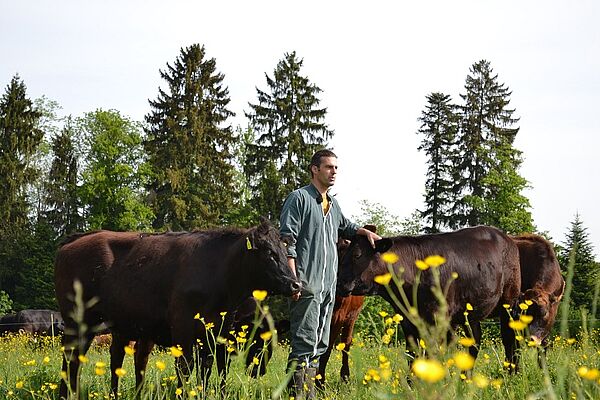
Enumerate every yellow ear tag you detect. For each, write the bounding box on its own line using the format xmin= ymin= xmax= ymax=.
xmin=246 ymin=237 xmax=253 ymax=250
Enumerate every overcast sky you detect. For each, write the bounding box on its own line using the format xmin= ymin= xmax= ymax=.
xmin=2 ymin=1 xmax=599 ymax=256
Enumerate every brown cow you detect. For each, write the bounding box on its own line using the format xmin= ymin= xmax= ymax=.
xmin=337 ymin=226 xmax=521 ymax=369
xmin=511 ymin=234 xmax=565 ymax=346
xmin=54 ymin=219 xmax=301 ymax=399
xmin=321 ymin=232 xmax=564 ymax=384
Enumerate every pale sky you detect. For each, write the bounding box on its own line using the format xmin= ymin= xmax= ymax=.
xmin=1 ymin=1 xmax=599 ymax=256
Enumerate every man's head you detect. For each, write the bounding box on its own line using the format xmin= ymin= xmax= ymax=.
xmin=310 ymin=149 xmax=338 ymax=189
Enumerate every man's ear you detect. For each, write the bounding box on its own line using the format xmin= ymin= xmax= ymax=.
xmin=374 ymin=238 xmax=393 ymax=253
xmin=363 ymin=224 xmax=377 ymax=233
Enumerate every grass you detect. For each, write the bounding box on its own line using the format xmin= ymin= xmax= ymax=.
xmin=0 ymin=327 xmax=599 ymax=399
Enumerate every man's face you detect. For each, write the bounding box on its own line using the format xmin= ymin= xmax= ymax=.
xmin=313 ymin=156 xmax=338 ymax=188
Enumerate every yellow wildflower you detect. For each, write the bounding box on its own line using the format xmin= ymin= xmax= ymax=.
xmin=43 ymin=356 xmax=50 ymax=363
xmin=382 ymin=334 xmax=391 ymax=344
xmin=336 ymin=343 xmax=346 ymax=351
xmin=453 ymin=352 xmax=475 ymax=370
xmin=567 ymin=338 xmax=576 ymax=344
xmin=458 ymin=337 xmax=476 ymax=347
xmin=519 ymin=315 xmax=533 ymax=324
xmin=175 ymin=388 xmax=183 ymax=396
xmin=392 ymin=314 xmax=403 ymax=323
xmin=170 ymin=346 xmax=183 ymax=358
xmin=78 ymin=355 xmax=89 ymax=363
xmin=95 ymin=367 xmax=106 ymax=376
xmin=253 ymin=357 xmax=259 ymax=365
xmin=252 ymin=290 xmax=268 ymax=301
xmin=189 ymin=390 xmax=197 ymax=397
xmin=115 ymin=368 xmax=126 ymax=377
xmin=502 ymin=304 xmax=511 ymax=309
xmin=419 ymin=339 xmax=426 ymax=349
xmin=525 ymin=300 xmax=533 ymax=306
xmin=451 ymin=272 xmax=459 ymax=279
xmin=16 ymin=381 xmax=24 ymax=389
xmin=381 ymin=252 xmax=399 ymax=264
xmin=124 ymin=346 xmax=135 ymax=355
xmin=509 ymin=320 xmax=527 ymax=331
xmin=374 ymin=273 xmax=392 ymax=285
xmin=424 ymin=255 xmax=446 ymax=268
xmin=412 ymin=359 xmax=446 ymax=383
xmin=491 ymin=378 xmax=503 ymax=389
xmin=473 ymin=373 xmax=489 ymax=388
xmin=194 ymin=313 xmax=201 ymax=320
xmin=155 ymin=361 xmax=166 ymax=371
xmin=220 ymin=311 xmax=227 ymax=317
xmin=466 ymin=303 xmax=473 ymax=311
xmin=415 ymin=259 xmax=429 ymax=270
xmin=519 ymin=303 xmax=529 ymax=311
xmin=205 ymin=322 xmax=215 ymax=330
xmin=260 ymin=331 xmax=273 ymax=341
xmin=378 ymin=311 xmax=389 ymax=317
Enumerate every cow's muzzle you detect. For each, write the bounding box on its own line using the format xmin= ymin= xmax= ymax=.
xmin=290 ymin=280 xmax=302 ymax=294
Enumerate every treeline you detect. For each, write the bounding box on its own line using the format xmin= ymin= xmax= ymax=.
xmin=0 ymin=44 xmax=597 ymax=316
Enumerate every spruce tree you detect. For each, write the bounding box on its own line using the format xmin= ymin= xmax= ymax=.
xmin=144 ymin=44 xmax=236 ymax=230
xmin=559 ymin=213 xmax=599 ymax=311
xmin=416 ymin=92 xmax=458 ymax=232
xmin=245 ymin=51 xmax=333 ymax=221
xmin=45 ymin=118 xmax=82 ymax=237
xmin=0 ymin=75 xmax=43 ymax=227
xmin=453 ymin=60 xmax=533 ymax=232
xmin=0 ymin=75 xmax=43 ymax=299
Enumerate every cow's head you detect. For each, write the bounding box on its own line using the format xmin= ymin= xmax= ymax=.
xmin=337 ymin=226 xmax=392 ymax=296
xmin=519 ymin=279 xmax=565 ymax=345
xmin=246 ymin=217 xmax=302 ymax=296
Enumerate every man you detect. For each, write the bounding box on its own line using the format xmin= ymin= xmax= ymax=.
xmin=280 ymin=149 xmax=381 ymax=398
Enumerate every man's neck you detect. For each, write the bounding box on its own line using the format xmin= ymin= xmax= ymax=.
xmin=311 ymin=180 xmax=329 ymax=195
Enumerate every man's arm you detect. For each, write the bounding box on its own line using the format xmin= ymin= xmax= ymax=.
xmin=287 ymin=257 xmax=301 ymax=301
xmin=356 ymin=227 xmax=382 ymax=248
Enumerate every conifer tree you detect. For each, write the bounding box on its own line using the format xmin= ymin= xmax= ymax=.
xmin=45 ymin=118 xmax=82 ymax=237
xmin=416 ymin=92 xmax=458 ymax=232
xmin=0 ymin=75 xmax=43 ymax=299
xmin=559 ymin=213 xmax=599 ymax=311
xmin=452 ymin=60 xmax=533 ymax=232
xmin=245 ymin=51 xmax=333 ymax=221
xmin=0 ymin=75 xmax=43 ymax=227
xmin=144 ymin=44 xmax=236 ymax=230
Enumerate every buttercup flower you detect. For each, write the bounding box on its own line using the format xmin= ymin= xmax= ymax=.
xmin=381 ymin=252 xmax=399 ymax=264
xmin=412 ymin=359 xmax=446 ymax=383
xmin=453 ymin=352 xmax=475 ymax=371
xmin=374 ymin=273 xmax=392 ymax=285
xmin=415 ymin=260 xmax=429 ymax=271
xmin=424 ymin=255 xmax=446 ymax=268
xmin=252 ymin=290 xmax=268 ymax=301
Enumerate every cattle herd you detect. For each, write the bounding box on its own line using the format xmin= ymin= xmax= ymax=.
xmin=0 ymin=222 xmax=565 ymax=399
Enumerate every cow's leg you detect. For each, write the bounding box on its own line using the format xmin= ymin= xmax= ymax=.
xmin=59 ymin=329 xmax=94 ymax=400
xmin=134 ymin=339 xmax=155 ymax=395
xmin=110 ymin=333 xmax=128 ymax=398
xmin=500 ymin=311 xmax=519 ymax=372
xmin=467 ymin=321 xmax=482 ymax=361
xmin=339 ymin=318 xmax=357 ymax=383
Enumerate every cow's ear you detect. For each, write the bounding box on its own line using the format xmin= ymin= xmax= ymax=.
xmin=374 ymin=238 xmax=393 ymax=253
xmin=246 ymin=232 xmax=257 ymax=250
xmin=257 ymin=216 xmax=272 ymax=234
xmin=363 ymin=224 xmax=377 ymax=233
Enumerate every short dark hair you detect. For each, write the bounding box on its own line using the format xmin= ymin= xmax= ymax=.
xmin=310 ymin=149 xmax=337 ymax=177
xmin=310 ymin=149 xmax=337 ymax=169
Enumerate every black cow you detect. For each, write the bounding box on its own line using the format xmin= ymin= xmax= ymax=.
xmin=337 ymin=226 xmax=521 ymax=368
xmin=0 ymin=310 xmax=63 ymax=336
xmin=54 ymin=219 xmax=301 ymax=399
